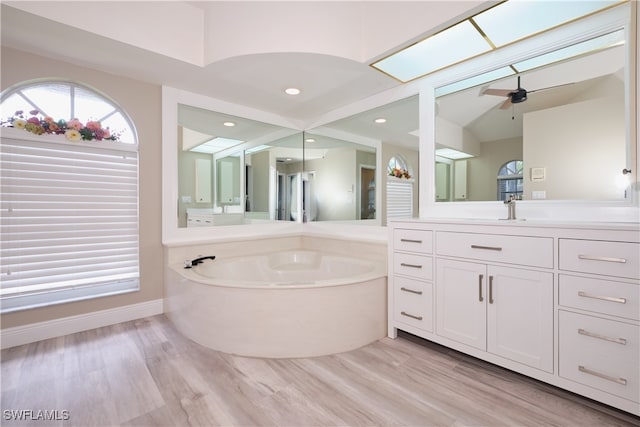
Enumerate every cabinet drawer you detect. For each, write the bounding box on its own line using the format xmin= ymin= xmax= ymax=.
xmin=559 ymin=310 xmax=639 ymax=402
xmin=393 ymin=276 xmax=433 ymax=332
xmin=436 ymin=231 xmax=553 ymax=268
xmin=559 ymin=239 xmax=640 ymax=280
xmin=393 ymin=253 xmax=432 ymax=280
xmin=559 ymin=275 xmax=639 ymax=321
xmin=394 ymin=229 xmax=433 ymax=254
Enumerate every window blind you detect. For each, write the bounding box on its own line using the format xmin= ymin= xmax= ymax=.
xmin=386 ymin=179 xmax=413 ymax=220
xmin=0 ymin=136 xmax=139 ymax=312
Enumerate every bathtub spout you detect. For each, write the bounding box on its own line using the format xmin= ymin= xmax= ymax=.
xmin=184 ymin=255 xmax=216 ymax=269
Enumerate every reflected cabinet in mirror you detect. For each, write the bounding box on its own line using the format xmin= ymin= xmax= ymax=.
xmin=177 ymin=104 xmax=302 ymax=227
xmin=435 ymin=30 xmax=630 ymax=202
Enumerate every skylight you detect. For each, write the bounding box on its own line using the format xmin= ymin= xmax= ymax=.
xmin=190 ymin=137 xmax=244 ymax=154
xmin=372 ymin=0 xmax=624 ymax=83
xmin=434 ymin=29 xmax=625 ymax=98
xmin=435 ymin=148 xmax=474 ymax=160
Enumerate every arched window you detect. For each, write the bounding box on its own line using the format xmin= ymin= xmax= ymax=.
xmin=0 ymin=80 xmax=139 ymax=313
xmin=497 ymin=160 xmax=523 ymax=201
xmin=1 ymin=80 xmax=136 ymax=143
xmin=386 ymin=155 xmax=414 ymax=222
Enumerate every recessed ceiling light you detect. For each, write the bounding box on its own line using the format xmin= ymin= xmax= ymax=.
xmin=374 ymin=118 xmax=387 ymax=124
xmin=305 ymin=138 xmax=315 ymax=143
xmin=286 ymin=158 xmax=293 ymax=161
xmin=285 ymin=87 xmax=301 ymax=95
xmin=223 ymin=121 xmax=236 ymax=127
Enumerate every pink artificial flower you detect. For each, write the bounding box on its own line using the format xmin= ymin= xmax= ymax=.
xmin=44 ymin=116 xmax=55 ymax=124
xmin=103 ymin=128 xmax=111 ymax=139
xmin=86 ymin=120 xmax=101 ymax=132
xmin=27 ymin=117 xmax=40 ymax=125
xmin=67 ymin=118 xmax=83 ymax=130
xmin=94 ymin=128 xmax=105 ymax=141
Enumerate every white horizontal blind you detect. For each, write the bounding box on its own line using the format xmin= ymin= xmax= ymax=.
xmin=386 ymin=179 xmax=413 ymax=220
xmin=1 ymin=136 xmax=139 ymax=312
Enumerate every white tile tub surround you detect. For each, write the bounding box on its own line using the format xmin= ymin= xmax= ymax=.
xmin=163 ymin=236 xmax=388 ymax=358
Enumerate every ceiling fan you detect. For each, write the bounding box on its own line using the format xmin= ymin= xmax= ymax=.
xmin=481 ymin=75 xmax=574 ymax=110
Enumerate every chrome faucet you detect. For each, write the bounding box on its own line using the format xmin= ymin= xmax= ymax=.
xmin=504 ymin=194 xmax=516 ymax=220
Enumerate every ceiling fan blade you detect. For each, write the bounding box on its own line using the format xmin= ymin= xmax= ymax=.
xmin=528 ymin=82 xmax=575 ymax=94
xmin=499 ymin=97 xmax=512 ymax=110
xmin=482 ymin=88 xmax=514 ymax=97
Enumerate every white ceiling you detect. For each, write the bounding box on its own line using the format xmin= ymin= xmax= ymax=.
xmin=0 ymin=1 xmax=627 ymax=151
xmin=0 ymin=1 xmax=488 ymax=127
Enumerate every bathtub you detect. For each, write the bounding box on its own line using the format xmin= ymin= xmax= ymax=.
xmin=164 ymin=250 xmax=387 ymax=358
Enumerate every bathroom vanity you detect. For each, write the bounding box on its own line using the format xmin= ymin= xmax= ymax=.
xmin=388 ymin=218 xmax=640 ymax=416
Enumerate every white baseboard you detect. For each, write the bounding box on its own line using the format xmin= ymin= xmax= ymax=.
xmin=0 ymin=299 xmax=164 ymax=349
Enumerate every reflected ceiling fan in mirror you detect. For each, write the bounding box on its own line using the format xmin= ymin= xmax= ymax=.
xmin=481 ymin=75 xmax=575 ymax=110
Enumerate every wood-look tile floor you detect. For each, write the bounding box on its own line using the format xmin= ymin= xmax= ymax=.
xmin=1 ymin=315 xmax=639 ymax=427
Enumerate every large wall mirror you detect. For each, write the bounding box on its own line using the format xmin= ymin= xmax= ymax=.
xmin=309 ymin=95 xmax=419 ymax=225
xmin=434 ymin=28 xmax=632 ymax=203
xmin=177 ymin=103 xmax=302 ymax=227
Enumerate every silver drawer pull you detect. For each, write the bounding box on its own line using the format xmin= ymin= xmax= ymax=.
xmin=578 ymin=254 xmax=627 ymax=264
xmin=578 ymin=328 xmax=627 ymax=345
xmin=400 ymin=263 xmax=422 ymax=269
xmin=400 ymin=287 xmax=423 ymax=295
xmin=400 ymin=238 xmax=423 ymax=244
xmin=578 ymin=365 xmax=627 ymax=385
xmin=471 ymin=244 xmax=502 ymax=251
xmin=400 ymin=311 xmax=423 ymax=321
xmin=578 ymin=291 xmax=627 ymax=304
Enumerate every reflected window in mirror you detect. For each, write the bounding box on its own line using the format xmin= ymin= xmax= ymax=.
xmin=497 ymin=160 xmax=523 ymax=201
xmin=387 ymin=154 xmax=414 ymax=221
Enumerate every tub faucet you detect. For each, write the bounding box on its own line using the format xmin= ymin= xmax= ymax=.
xmin=184 ymin=255 xmax=216 ymax=269
xmin=504 ymin=194 xmax=516 ymax=220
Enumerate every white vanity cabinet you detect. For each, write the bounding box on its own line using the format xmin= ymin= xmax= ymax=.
xmin=390 ymin=228 xmax=434 ymax=333
xmin=388 ymin=219 xmax=640 ymax=416
xmin=436 ymin=258 xmax=553 ymax=372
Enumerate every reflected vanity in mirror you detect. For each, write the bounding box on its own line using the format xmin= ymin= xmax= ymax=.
xmin=177 ymin=104 xmax=301 ymax=227
xmin=434 ymin=29 xmax=630 ymax=203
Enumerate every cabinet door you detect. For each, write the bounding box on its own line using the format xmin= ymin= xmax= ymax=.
xmin=487 ymin=265 xmax=554 ymax=373
xmin=436 ymin=258 xmax=486 ymax=350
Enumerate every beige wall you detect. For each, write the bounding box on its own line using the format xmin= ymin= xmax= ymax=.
xmin=524 ymin=97 xmax=625 ymax=200
xmin=1 ymin=47 xmax=163 ymax=329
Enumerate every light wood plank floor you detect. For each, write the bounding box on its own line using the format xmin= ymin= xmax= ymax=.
xmin=2 ymin=314 xmax=639 ymax=427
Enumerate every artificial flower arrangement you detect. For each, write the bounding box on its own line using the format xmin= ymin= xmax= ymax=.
xmin=389 ymin=167 xmax=412 ymax=179
xmin=1 ymin=110 xmax=119 ymax=142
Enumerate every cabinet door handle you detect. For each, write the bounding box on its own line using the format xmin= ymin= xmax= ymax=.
xmin=400 ymin=311 xmax=423 ymax=321
xmin=578 ymin=328 xmax=627 ymax=345
xmin=578 ymin=365 xmax=627 ymax=385
xmin=478 ymin=274 xmax=484 ymax=302
xmin=489 ymin=275 xmax=494 ymax=304
xmin=578 ymin=254 xmax=627 ymax=264
xmin=578 ymin=291 xmax=626 ymax=304
xmin=471 ymin=245 xmax=502 ymax=251
xmin=400 ymin=238 xmax=423 ymax=244
xmin=400 ymin=287 xmax=423 ymax=295
xmin=400 ymin=263 xmax=422 ymax=269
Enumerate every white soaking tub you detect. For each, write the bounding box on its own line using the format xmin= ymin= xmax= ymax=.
xmin=164 ymin=250 xmax=387 ymax=358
